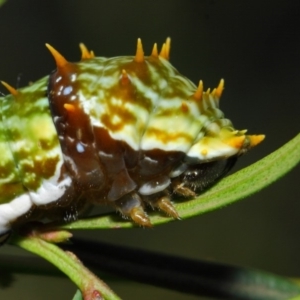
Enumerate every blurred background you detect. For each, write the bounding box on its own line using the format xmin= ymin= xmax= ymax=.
xmin=0 ymin=0 xmax=299 ymax=299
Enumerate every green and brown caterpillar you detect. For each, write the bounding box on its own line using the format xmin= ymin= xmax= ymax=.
xmin=0 ymin=38 xmax=264 ymax=236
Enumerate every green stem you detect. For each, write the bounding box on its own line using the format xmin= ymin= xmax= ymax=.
xmin=10 ymin=234 xmax=121 ymax=300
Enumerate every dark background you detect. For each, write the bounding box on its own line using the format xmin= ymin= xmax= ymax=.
xmin=0 ymin=1 xmax=299 ymax=299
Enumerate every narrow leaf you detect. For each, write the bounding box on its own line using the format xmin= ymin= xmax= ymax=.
xmin=9 ymin=234 xmax=121 ymax=300
xmin=72 ymin=289 xmax=83 ymax=300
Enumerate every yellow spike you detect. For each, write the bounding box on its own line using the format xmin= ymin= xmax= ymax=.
xmin=45 ymin=43 xmax=68 ymax=68
xmin=181 ymin=101 xmax=189 ymax=113
xmin=159 ymin=37 xmax=171 ymax=59
xmin=1 ymin=81 xmax=18 ymax=96
xmin=120 ymin=69 xmax=130 ymax=85
xmin=79 ymin=43 xmax=95 ymax=60
xmin=90 ymin=50 xmax=95 ymax=57
xmin=165 ymin=37 xmax=171 ymax=60
xmin=248 ymin=134 xmax=265 ymax=148
xmin=193 ymin=80 xmax=203 ymax=100
xmin=159 ymin=43 xmax=167 ymax=59
xmin=134 ymin=38 xmax=144 ymax=62
xmin=215 ymin=79 xmax=224 ymax=98
xmin=121 ymin=69 xmax=128 ymax=78
xmin=206 ymin=88 xmax=211 ymax=94
xmin=226 ymin=135 xmax=246 ymax=149
xmin=151 ymin=43 xmax=158 ymax=57
xmin=211 ymin=88 xmax=217 ymax=96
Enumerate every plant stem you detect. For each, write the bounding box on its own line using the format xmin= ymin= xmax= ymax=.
xmin=10 ymin=234 xmax=121 ymax=300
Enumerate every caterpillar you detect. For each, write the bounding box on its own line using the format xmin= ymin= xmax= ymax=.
xmin=0 ymin=38 xmax=264 ymax=237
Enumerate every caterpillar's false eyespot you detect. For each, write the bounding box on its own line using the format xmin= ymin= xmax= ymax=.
xmin=0 ymin=38 xmax=264 ymax=237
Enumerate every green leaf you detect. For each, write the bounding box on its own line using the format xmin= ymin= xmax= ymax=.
xmin=72 ymin=289 xmax=83 ymax=300
xmin=59 ymin=133 xmax=300 ymax=230
xmin=6 ymin=237 xmax=300 ymax=299
xmin=9 ymin=234 xmax=121 ymax=300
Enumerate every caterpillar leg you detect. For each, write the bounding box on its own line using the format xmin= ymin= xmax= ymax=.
xmin=143 ymin=192 xmax=179 ymax=219
xmin=115 ymin=192 xmax=151 ymax=227
xmin=172 ymin=180 xmax=197 ymax=198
